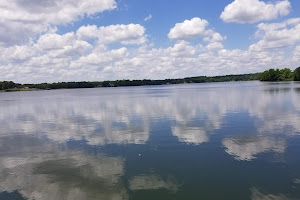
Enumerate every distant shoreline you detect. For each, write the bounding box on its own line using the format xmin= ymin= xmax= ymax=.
xmin=0 ymin=80 xmax=263 ymax=93
xmin=1 ymin=66 xmax=300 ymax=92
xmin=0 ymin=72 xmax=262 ymax=92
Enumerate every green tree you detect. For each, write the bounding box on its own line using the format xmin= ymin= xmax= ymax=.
xmin=294 ymin=67 xmax=300 ymax=81
xmin=0 ymin=81 xmax=16 ymax=90
xmin=280 ymin=68 xmax=293 ymax=80
xmin=260 ymin=71 xmax=271 ymax=81
xmin=260 ymin=69 xmax=281 ymax=81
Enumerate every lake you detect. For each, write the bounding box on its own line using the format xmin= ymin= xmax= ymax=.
xmin=0 ymin=81 xmax=300 ymax=200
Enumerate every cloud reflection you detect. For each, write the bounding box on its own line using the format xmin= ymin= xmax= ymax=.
xmin=251 ymin=187 xmax=291 ymax=200
xmin=129 ymin=174 xmax=179 ymax=192
xmin=172 ymin=126 xmax=208 ymax=145
xmin=0 ymin=82 xmax=300 ymax=199
xmin=222 ymin=137 xmax=286 ymax=161
xmin=0 ymin=82 xmax=299 ymax=156
xmin=0 ymin=135 xmax=127 ymax=200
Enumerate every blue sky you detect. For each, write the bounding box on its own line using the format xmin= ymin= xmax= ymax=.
xmin=59 ymin=0 xmax=300 ymax=50
xmin=1 ymin=0 xmax=300 ymax=83
xmin=59 ymin=0 xmax=252 ymax=49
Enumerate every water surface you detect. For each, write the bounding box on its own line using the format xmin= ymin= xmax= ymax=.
xmin=0 ymin=81 xmax=300 ymax=200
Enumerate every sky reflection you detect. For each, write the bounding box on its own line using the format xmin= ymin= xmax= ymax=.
xmin=0 ymin=81 xmax=300 ymax=199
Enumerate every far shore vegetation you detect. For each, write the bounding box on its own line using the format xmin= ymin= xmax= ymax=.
xmin=260 ymin=67 xmax=300 ymax=82
xmin=1 ymin=67 xmax=299 ymax=92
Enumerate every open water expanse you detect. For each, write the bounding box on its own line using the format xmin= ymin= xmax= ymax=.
xmin=0 ymin=81 xmax=300 ymax=200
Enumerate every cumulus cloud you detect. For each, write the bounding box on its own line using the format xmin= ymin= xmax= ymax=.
xmin=76 ymin=24 xmax=147 ymax=45
xmin=250 ymin=18 xmax=300 ymax=51
xmin=169 ymin=18 xmax=211 ymax=40
xmin=1 ymin=15 xmax=300 ymax=83
xmin=37 ymin=32 xmax=92 ymax=58
xmin=0 ymin=45 xmax=36 ymax=63
xmin=220 ymin=0 xmax=291 ymax=24
xmin=293 ymin=45 xmax=300 ymax=61
xmin=0 ymin=39 xmax=297 ymax=83
xmin=0 ymin=30 xmax=93 ymax=75
xmin=0 ymin=39 xmax=296 ymax=83
xmin=168 ymin=18 xmax=226 ymax=50
xmin=70 ymin=47 xmax=129 ymax=68
xmin=0 ymin=0 xmax=116 ymax=46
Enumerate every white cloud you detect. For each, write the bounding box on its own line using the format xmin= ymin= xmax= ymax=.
xmin=168 ymin=18 xmax=211 ymax=40
xmin=1 ymin=16 xmax=300 ymax=83
xmin=204 ymin=32 xmax=226 ymax=43
xmin=0 ymin=0 xmax=116 ymax=46
xmin=168 ymin=18 xmax=226 ymax=51
xmin=293 ymin=45 xmax=300 ymax=61
xmin=0 ymin=45 xmax=36 ymax=63
xmin=76 ymin=24 xmax=147 ymax=44
xmin=144 ymin=14 xmax=152 ymax=21
xmin=220 ymin=0 xmax=291 ymax=24
xmin=70 ymin=47 xmax=129 ymax=68
xmin=168 ymin=40 xmax=199 ymax=56
xmin=37 ymin=32 xmax=76 ymax=51
xmin=37 ymin=32 xmax=92 ymax=57
xmin=0 ymin=39 xmax=295 ymax=83
xmin=250 ymin=18 xmax=300 ymax=51
xmin=206 ymin=42 xmax=224 ymax=51
xmin=0 ymin=30 xmax=92 ymax=65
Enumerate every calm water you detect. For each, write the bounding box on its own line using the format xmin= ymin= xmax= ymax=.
xmin=0 ymin=81 xmax=300 ymax=200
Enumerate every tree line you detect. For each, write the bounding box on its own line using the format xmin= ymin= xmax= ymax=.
xmin=0 ymin=81 xmax=21 ymax=90
xmin=1 ymin=73 xmax=260 ymax=90
xmin=260 ymin=67 xmax=300 ymax=81
xmin=0 ymin=67 xmax=299 ymax=91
